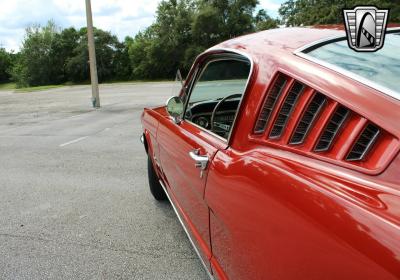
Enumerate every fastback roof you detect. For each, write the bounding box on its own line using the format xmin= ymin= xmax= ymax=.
xmin=214 ymin=27 xmax=345 ymax=55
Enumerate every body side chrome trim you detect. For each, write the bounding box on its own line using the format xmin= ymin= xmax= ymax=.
xmin=158 ymin=179 xmax=215 ymax=280
xmin=293 ymin=29 xmax=400 ymax=102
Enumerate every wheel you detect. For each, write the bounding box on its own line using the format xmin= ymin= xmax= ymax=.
xmin=147 ymin=156 xmax=167 ymax=201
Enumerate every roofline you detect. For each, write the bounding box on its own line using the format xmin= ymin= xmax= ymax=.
xmin=295 ymin=27 xmax=400 ymax=53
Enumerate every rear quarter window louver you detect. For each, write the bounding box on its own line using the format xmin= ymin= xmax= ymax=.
xmin=290 ymin=92 xmax=326 ymax=145
xmin=254 ymin=75 xmax=287 ymax=133
xmin=269 ymin=82 xmax=304 ymax=138
xmin=315 ymin=106 xmax=349 ymax=152
xmin=346 ymin=124 xmax=380 ymax=161
xmin=250 ymin=72 xmax=399 ymax=174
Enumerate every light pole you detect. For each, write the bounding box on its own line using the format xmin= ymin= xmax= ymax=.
xmin=85 ymin=0 xmax=100 ymax=108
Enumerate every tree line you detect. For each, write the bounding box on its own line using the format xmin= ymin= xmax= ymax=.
xmin=0 ymin=0 xmax=398 ymax=87
xmin=279 ymin=0 xmax=399 ymax=26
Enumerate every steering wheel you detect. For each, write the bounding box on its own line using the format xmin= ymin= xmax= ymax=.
xmin=210 ymin=94 xmax=242 ymax=136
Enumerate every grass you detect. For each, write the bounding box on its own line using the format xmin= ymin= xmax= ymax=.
xmin=0 ymin=79 xmax=173 ymax=93
xmin=0 ymin=83 xmax=17 ymax=90
xmin=15 ymin=84 xmax=64 ymax=93
xmin=103 ymin=79 xmax=170 ymax=84
xmin=0 ymin=83 xmax=65 ymax=92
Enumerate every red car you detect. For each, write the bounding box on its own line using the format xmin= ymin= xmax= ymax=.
xmin=141 ymin=27 xmax=400 ymax=280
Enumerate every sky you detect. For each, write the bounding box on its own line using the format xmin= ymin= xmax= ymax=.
xmin=0 ymin=0 xmax=285 ymax=51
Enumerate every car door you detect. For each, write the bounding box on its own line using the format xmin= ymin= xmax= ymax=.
xmin=157 ymin=53 xmax=251 ymax=269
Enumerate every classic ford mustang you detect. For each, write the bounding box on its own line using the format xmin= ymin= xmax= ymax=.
xmin=141 ymin=27 xmax=400 ymax=279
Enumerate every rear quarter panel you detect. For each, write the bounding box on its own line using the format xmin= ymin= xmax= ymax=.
xmin=206 ymin=148 xmax=400 ymax=280
xmin=205 ymin=46 xmax=400 ymax=279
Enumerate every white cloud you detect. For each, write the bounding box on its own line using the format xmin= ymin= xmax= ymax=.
xmin=257 ymin=0 xmax=283 ymax=18
xmin=0 ymin=0 xmax=160 ymax=51
xmin=0 ymin=0 xmax=285 ymax=51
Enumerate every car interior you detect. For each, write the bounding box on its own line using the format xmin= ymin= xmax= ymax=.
xmin=183 ymin=55 xmax=251 ymax=139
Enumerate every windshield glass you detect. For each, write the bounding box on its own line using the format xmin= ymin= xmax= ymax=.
xmin=305 ymin=33 xmax=400 ymax=100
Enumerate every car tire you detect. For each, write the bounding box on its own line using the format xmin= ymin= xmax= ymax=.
xmin=147 ymin=156 xmax=167 ymax=201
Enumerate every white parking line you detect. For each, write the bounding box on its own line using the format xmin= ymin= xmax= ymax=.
xmin=59 ymin=136 xmax=89 ymax=147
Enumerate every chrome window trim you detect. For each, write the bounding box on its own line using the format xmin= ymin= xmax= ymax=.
xmin=182 ymin=67 xmax=200 ymax=106
xmin=293 ymin=28 xmax=400 ymax=102
xmin=294 ymin=34 xmax=347 ymax=54
xmin=158 ymin=179 xmax=215 ymax=280
xmin=183 ymin=48 xmax=255 ymax=145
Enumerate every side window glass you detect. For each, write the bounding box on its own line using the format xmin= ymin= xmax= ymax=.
xmin=185 ymin=58 xmax=251 ymax=139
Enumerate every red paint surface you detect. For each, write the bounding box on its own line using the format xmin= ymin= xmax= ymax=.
xmin=141 ymin=27 xmax=400 ymax=279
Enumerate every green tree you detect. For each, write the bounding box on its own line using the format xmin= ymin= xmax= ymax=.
xmin=8 ymin=0 xmax=281 ymax=85
xmin=12 ymin=21 xmax=60 ymax=87
xmin=12 ymin=21 xmax=131 ymax=86
xmin=279 ymin=0 xmax=400 ymax=26
xmin=112 ymin=36 xmax=132 ymax=81
xmin=0 ymin=48 xmax=13 ymax=83
xmin=128 ymin=0 xmax=270 ymax=80
xmin=12 ymin=24 xmax=80 ymax=86
xmin=128 ymin=0 xmax=195 ymax=79
xmin=193 ymin=0 xmax=258 ymax=46
xmin=192 ymin=4 xmax=223 ymax=47
xmin=254 ymin=9 xmax=279 ymax=31
xmin=66 ymin=27 xmax=126 ymax=83
xmin=127 ymin=27 xmax=158 ymax=79
xmin=49 ymin=27 xmax=80 ymax=84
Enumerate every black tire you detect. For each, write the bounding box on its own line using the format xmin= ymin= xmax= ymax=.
xmin=147 ymin=156 xmax=167 ymax=201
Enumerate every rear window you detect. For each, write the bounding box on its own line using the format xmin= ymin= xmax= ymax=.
xmin=305 ymin=33 xmax=400 ymax=100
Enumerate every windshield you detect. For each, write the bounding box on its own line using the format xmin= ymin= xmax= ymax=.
xmin=305 ymin=33 xmax=400 ymax=100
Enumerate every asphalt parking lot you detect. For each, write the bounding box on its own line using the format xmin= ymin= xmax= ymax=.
xmin=0 ymin=83 xmax=208 ymax=279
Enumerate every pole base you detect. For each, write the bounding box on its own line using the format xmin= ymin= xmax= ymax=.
xmin=91 ymin=97 xmax=100 ymax=108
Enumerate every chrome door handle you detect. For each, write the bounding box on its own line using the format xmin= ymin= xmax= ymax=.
xmin=189 ymin=149 xmax=209 ymax=170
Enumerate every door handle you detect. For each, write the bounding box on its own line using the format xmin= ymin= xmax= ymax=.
xmin=189 ymin=149 xmax=209 ymax=171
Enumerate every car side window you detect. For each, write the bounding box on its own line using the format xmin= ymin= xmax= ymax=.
xmin=185 ymin=57 xmax=251 ymax=139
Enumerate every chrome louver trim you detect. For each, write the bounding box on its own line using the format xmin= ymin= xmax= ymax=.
xmin=290 ymin=92 xmax=326 ymax=145
xmin=254 ymin=75 xmax=288 ymax=134
xmin=315 ymin=106 xmax=349 ymax=152
xmin=346 ymin=123 xmax=380 ymax=161
xmin=269 ymin=81 xmax=304 ymax=139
